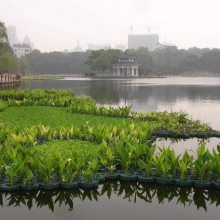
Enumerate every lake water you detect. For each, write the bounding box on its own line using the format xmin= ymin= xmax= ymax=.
xmin=1 ymin=76 xmax=220 ymax=219
xmin=1 ymin=182 xmax=220 ymax=220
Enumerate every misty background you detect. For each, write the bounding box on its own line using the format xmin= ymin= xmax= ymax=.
xmin=1 ymin=0 xmax=220 ymax=51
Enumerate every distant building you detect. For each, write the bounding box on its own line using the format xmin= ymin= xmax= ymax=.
xmin=7 ymin=26 xmax=19 ymax=47
xmin=128 ymin=34 xmax=159 ymax=51
xmin=73 ymin=40 xmax=83 ymax=52
xmin=13 ymin=43 xmax=31 ymax=58
xmin=112 ymin=54 xmax=138 ymax=77
xmin=88 ymin=44 xmax=111 ymax=51
xmin=7 ymin=26 xmax=34 ymax=52
xmin=23 ymin=35 xmax=34 ymax=49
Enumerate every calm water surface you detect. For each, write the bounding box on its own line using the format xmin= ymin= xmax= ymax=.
xmin=1 ymin=182 xmax=220 ymax=220
xmin=1 ymin=77 xmax=220 ymax=219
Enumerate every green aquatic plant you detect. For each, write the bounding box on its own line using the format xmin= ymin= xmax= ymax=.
xmin=61 ymin=159 xmax=79 ymax=183
xmin=209 ymin=148 xmax=220 ymax=181
xmin=138 ymin=159 xmax=154 ymax=177
xmin=0 ymin=148 xmax=4 ymax=180
xmin=159 ymin=147 xmax=179 ymax=177
xmin=88 ymin=159 xmax=99 ymax=175
xmin=178 ymin=160 xmax=189 ymax=180
xmin=82 ymin=169 xmax=93 ymax=182
xmin=0 ymin=100 xmax=7 ymax=112
xmin=107 ymin=165 xmax=117 ymax=174
xmin=193 ymin=145 xmax=212 ymax=182
xmin=177 ymin=151 xmax=193 ymax=180
xmin=130 ymin=140 xmax=155 ymax=168
xmin=4 ymin=158 xmax=23 ymax=187
xmin=116 ymin=143 xmax=132 ymax=172
xmin=99 ymin=141 xmax=116 ymax=171
xmin=152 ymin=152 xmax=171 ymax=179
xmin=2 ymin=89 xmax=74 ymax=108
xmin=194 ymin=160 xmax=210 ymax=182
xmin=35 ymin=155 xmax=55 ymax=184
xmin=22 ymin=165 xmax=34 ymax=186
xmin=53 ymin=148 xmax=84 ymax=183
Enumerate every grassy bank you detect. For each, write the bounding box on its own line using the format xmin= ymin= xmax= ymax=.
xmin=21 ymin=75 xmax=64 ymax=80
xmin=0 ymin=106 xmax=153 ymax=129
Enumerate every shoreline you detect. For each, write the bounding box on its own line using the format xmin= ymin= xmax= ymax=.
xmin=89 ymin=75 xmax=166 ymax=79
xmin=21 ymin=71 xmax=220 ymax=80
xmin=21 ymin=76 xmax=64 ymax=80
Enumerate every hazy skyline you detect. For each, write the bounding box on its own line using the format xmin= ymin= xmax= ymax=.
xmin=1 ymin=0 xmax=220 ymax=52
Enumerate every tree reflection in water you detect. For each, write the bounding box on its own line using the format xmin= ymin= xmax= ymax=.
xmin=0 ymin=181 xmax=219 ymax=212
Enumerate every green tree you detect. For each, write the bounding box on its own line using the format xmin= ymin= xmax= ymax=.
xmin=200 ymin=49 xmax=220 ymax=73
xmin=0 ymin=52 xmax=17 ymax=73
xmin=0 ymin=21 xmax=8 ymax=42
xmin=19 ymin=47 xmax=220 ymax=76
xmin=127 ymin=47 xmax=154 ymax=75
xmin=0 ymin=21 xmax=18 ymax=74
xmin=25 ymin=50 xmax=90 ymax=74
xmin=18 ymin=57 xmax=30 ymax=73
xmin=86 ymin=49 xmax=121 ymax=73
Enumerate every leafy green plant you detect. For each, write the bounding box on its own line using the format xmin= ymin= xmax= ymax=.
xmin=209 ymin=148 xmax=220 ymax=181
xmin=178 ymin=160 xmax=189 ymax=180
xmin=107 ymin=165 xmax=117 ymax=174
xmin=5 ymin=159 xmax=23 ymax=187
xmin=35 ymin=155 xmax=54 ymax=184
xmin=23 ymin=167 xmax=34 ymax=186
xmin=138 ymin=159 xmax=153 ymax=177
xmin=61 ymin=159 xmax=78 ymax=183
xmin=99 ymin=141 xmax=116 ymax=172
xmin=88 ymin=159 xmax=99 ymax=175
xmin=116 ymin=143 xmax=132 ymax=172
xmin=82 ymin=169 xmax=93 ymax=182
xmin=152 ymin=153 xmax=171 ymax=179
xmin=194 ymin=145 xmax=212 ymax=182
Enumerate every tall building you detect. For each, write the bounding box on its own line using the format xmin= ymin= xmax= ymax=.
xmin=128 ymin=34 xmax=159 ymax=51
xmin=7 ymin=25 xmax=19 ymax=46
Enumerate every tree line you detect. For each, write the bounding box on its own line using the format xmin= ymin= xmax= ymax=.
xmin=24 ymin=47 xmax=220 ymax=75
xmin=0 ymin=21 xmax=29 ymax=74
xmin=25 ymin=49 xmax=90 ymax=74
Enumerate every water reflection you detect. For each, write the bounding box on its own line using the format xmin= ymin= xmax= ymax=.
xmin=1 ymin=182 xmax=219 ymax=212
xmin=0 ymin=82 xmax=20 ymax=90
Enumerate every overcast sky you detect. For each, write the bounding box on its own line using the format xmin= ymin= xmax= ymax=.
xmin=1 ymin=0 xmax=220 ymax=52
